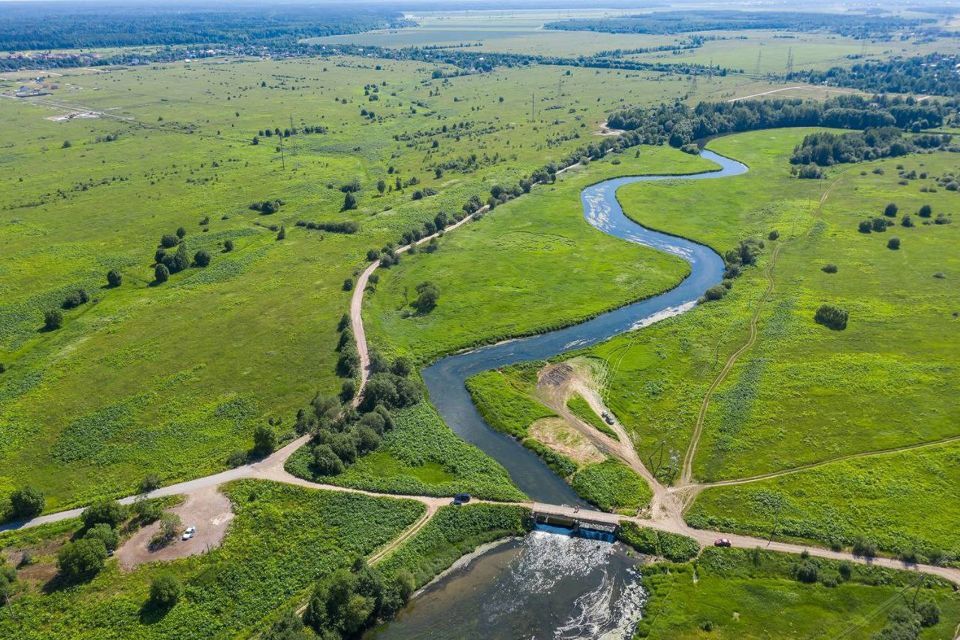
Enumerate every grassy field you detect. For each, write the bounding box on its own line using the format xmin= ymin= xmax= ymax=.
xmin=566 ymin=393 xmax=618 ymax=439
xmin=571 ymin=459 xmax=651 ymax=514
xmin=636 ymin=547 xmax=960 ymax=639
xmin=465 ymin=364 xmax=553 ymax=439
xmin=688 ymin=441 xmax=960 ymax=561
xmin=285 ymin=403 xmax=526 ymax=502
xmin=0 ymin=53 xmax=750 ymax=512
xmin=376 ymin=503 xmax=530 ymax=589
xmin=0 ymin=480 xmax=424 ymax=639
xmin=363 ymin=146 xmax=711 ymax=364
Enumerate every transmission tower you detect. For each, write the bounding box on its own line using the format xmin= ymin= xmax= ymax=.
xmin=785 ymin=48 xmax=794 ymax=75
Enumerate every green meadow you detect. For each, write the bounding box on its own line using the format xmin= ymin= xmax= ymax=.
xmin=0 ymin=481 xmax=424 ymax=639
xmin=636 ymin=547 xmax=960 ymax=639
xmin=0 ymin=55 xmax=749 ymax=511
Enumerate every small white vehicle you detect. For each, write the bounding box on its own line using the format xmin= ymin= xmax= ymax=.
xmin=182 ymin=526 xmax=196 ymax=541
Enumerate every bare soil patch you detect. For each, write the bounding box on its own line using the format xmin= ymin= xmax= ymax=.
xmin=116 ymin=485 xmax=233 ymax=570
xmin=529 ymin=417 xmax=605 ymax=466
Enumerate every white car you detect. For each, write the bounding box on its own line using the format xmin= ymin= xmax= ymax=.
xmin=182 ymin=526 xmax=196 ymax=541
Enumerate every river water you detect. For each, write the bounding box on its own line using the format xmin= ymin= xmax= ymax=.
xmin=379 ymin=151 xmax=748 ymax=638
xmin=422 ymin=150 xmax=748 ymax=504
xmin=370 ymin=527 xmax=646 ymax=640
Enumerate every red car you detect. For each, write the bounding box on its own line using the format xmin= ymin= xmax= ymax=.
xmin=714 ymin=538 xmax=732 ymax=547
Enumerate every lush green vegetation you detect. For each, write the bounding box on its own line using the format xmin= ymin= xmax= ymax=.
xmin=3 ymin=54 xmax=721 ymax=511
xmin=616 ymin=522 xmax=700 ymax=563
xmin=377 ymin=504 xmax=531 ymax=589
xmin=286 ymin=403 xmax=526 ymax=502
xmin=364 ymin=147 xmax=709 ymax=365
xmin=793 ymin=53 xmax=960 ymax=97
xmin=791 ymin=129 xmax=953 ymax=169
xmin=607 ymin=96 xmax=955 ymax=148
xmin=635 ymin=547 xmax=960 ymax=639
xmin=546 ymin=12 xmax=934 ymax=38
xmin=0 ymin=481 xmax=424 ymax=638
xmin=465 ymin=365 xmax=554 ymax=439
xmin=688 ymin=442 xmax=960 ymax=563
xmin=566 ymin=393 xmax=618 ymax=440
xmin=571 ymin=460 xmax=651 ymax=514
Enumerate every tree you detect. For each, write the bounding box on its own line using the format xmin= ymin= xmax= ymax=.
xmin=814 ymin=304 xmax=848 ymax=330
xmin=822 ymin=264 xmax=838 ymax=273
xmin=377 ymin=179 xmax=386 ymax=194
xmin=340 ymin=380 xmax=355 ymax=402
xmin=84 ymin=523 xmax=119 ymax=552
xmin=887 ymin=237 xmax=900 ymax=250
xmin=412 ymin=281 xmax=439 ymax=313
xmin=82 ymin=499 xmax=127 ymax=529
xmin=149 ymin=574 xmax=182 ymax=608
xmin=57 ymin=538 xmax=107 ymax=581
xmin=795 ymin=561 xmax=819 ymax=583
xmin=154 ymin=263 xmax=170 ymax=283
xmin=916 ymin=600 xmax=940 ymax=627
xmin=224 ymin=239 xmax=234 ymax=252
xmin=43 ymin=309 xmax=63 ymax=331
xmin=263 ymin=610 xmax=311 ymax=640
xmin=390 ymin=357 xmax=411 ymax=377
xmin=343 ymin=192 xmax=358 ymax=211
xmin=160 ymin=234 xmax=179 ymax=248
xmin=252 ymin=425 xmax=277 ymax=458
xmin=918 ymin=204 xmax=932 ymax=218
xmin=157 ymin=512 xmax=181 ymax=545
xmin=176 ymin=226 xmax=186 ymax=239
xmin=193 ymin=249 xmax=211 ymax=267
xmin=312 ymin=444 xmax=345 ymax=476
xmin=0 ymin=558 xmax=16 ymax=605
xmin=343 ymin=278 xmax=354 ymax=292
xmin=9 ymin=486 xmax=44 ymax=519
xmin=277 ymin=225 xmax=286 ymax=240
xmin=858 ymin=220 xmax=873 ymax=233
xmin=901 ymin=215 xmax=914 ymax=227
xmin=106 ymin=269 xmax=122 ymax=287
xmin=62 ymin=140 xmax=72 ymax=149
xmin=884 ymin=203 xmax=898 ymax=217
xmin=140 ymin=474 xmax=161 ymax=494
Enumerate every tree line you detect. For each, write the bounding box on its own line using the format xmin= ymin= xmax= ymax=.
xmin=790 ymin=128 xmax=953 ymax=169
xmin=790 ymin=53 xmax=960 ymax=98
xmin=606 ymin=95 xmax=957 ymax=148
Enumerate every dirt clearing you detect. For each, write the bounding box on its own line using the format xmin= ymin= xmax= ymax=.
xmin=116 ymin=485 xmax=233 ymax=570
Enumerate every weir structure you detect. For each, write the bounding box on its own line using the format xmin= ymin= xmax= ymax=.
xmin=531 ymin=502 xmax=621 ymax=536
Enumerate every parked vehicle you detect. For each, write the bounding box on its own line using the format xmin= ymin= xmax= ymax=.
xmin=182 ymin=526 xmax=196 ymax=541
xmin=714 ymin=538 xmax=732 ymax=547
xmin=602 ymin=412 xmax=614 ymax=425
xmin=452 ymin=493 xmax=472 ymax=506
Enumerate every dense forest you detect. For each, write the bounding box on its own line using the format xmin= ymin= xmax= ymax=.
xmin=545 ymin=11 xmax=936 ymax=38
xmin=790 ymin=128 xmax=954 ymax=167
xmin=791 ymin=54 xmax=960 ymax=98
xmin=0 ymin=3 xmax=410 ymax=51
xmin=606 ymin=95 xmax=957 ymax=148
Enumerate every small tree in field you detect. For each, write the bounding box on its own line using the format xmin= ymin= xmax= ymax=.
xmin=814 ymin=304 xmax=848 ymax=330
xmin=252 ymin=425 xmax=277 ymax=458
xmin=412 ymin=281 xmax=439 ymax=313
xmin=154 ymin=263 xmax=170 ymax=283
xmin=149 ymin=574 xmax=182 ymax=608
xmin=193 ymin=250 xmax=211 ymax=267
xmin=43 ymin=309 xmax=63 ymax=331
xmin=883 ymin=203 xmax=898 ymax=217
xmin=9 ymin=486 xmax=44 ymax=519
xmin=107 ymin=269 xmax=122 ymax=287
xmin=887 ymin=237 xmax=900 ymax=250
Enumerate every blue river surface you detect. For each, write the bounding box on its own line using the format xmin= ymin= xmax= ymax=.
xmin=421 ymin=149 xmax=748 ymax=505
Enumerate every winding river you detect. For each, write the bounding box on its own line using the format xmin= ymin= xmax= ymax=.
xmin=422 ymin=149 xmax=748 ymax=505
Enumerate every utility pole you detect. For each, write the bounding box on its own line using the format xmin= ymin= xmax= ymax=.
xmin=785 ymin=48 xmax=794 ymax=75
xmin=279 ymin=134 xmax=285 ymax=170
xmin=531 ymin=91 xmax=535 ymax=122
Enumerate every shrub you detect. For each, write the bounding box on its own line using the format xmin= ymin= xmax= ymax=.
xmin=61 ymin=289 xmax=90 ymax=309
xmin=795 ymin=560 xmax=819 ymax=583
xmin=226 ymin=450 xmax=248 ymax=468
xmin=768 ymin=230 xmax=779 ymax=241
xmin=918 ymin=204 xmax=932 ymax=218
xmin=887 ymin=237 xmax=900 ymax=250
xmin=160 ymin=234 xmax=179 ymax=248
xmin=852 ymin=536 xmax=877 ymax=558
xmin=343 ymin=192 xmax=358 ymax=211
xmin=82 ymin=499 xmax=127 ymax=529
xmin=871 ymin=217 xmax=888 ymax=232
xmin=176 ymin=227 xmax=186 ymax=239
xmin=224 ymin=239 xmax=234 ymax=252
xmin=616 ymin=522 xmax=700 ymax=562
xmin=917 ymin=600 xmax=941 ymax=627
xmin=901 ymin=215 xmax=913 ymax=227
xmin=149 ymin=574 xmax=182 ymax=608
xmin=84 ymin=523 xmax=119 ymax=552
xmin=194 ymin=250 xmax=211 ymax=267
xmin=412 ymin=281 xmax=439 ymax=313
xmin=106 ymin=269 xmax=122 ymax=287
xmin=252 ymin=425 xmax=277 ymax=458
xmin=57 ymin=538 xmax=107 ymax=581
xmin=9 ymin=486 xmax=44 ymax=519
xmin=821 ymin=264 xmax=838 ymax=274
xmin=814 ymin=304 xmax=848 ymax=330
xmin=343 ymin=278 xmax=354 ymax=292
xmin=154 ymin=263 xmax=170 ymax=283
xmin=43 ymin=309 xmax=63 ymax=330
xmin=858 ymin=220 xmax=872 ymax=233
xmin=883 ymin=203 xmax=898 ymax=217
xmin=312 ymin=444 xmax=345 ymax=476
xmin=702 ymin=285 xmax=727 ymax=301
xmin=140 ymin=474 xmax=162 ymax=494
